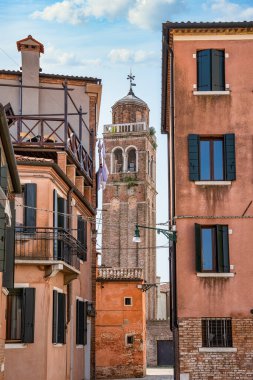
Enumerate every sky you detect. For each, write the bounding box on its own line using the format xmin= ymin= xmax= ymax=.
xmin=0 ymin=0 xmax=253 ymax=280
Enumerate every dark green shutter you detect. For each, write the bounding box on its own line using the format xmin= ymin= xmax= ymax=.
xmin=76 ymin=300 xmax=85 ymax=345
xmin=195 ymin=224 xmax=202 ymax=272
xmin=216 ymin=225 xmax=229 ymax=273
xmin=0 ymin=205 xmax=6 ymax=272
xmin=24 ymin=184 xmax=37 ymax=232
xmin=188 ymin=135 xmax=200 ymax=181
xmin=58 ymin=292 xmax=66 ymax=344
xmin=0 ymin=166 xmax=8 ymax=194
xmin=3 ymin=200 xmax=15 ymax=287
xmin=58 ymin=197 xmax=67 ymax=230
xmin=52 ymin=290 xmax=58 ymax=343
xmin=53 ymin=191 xmax=58 ymax=260
xmin=211 ymin=50 xmax=225 ymax=91
xmin=22 ymin=288 xmax=35 ymax=343
xmin=83 ymin=221 xmax=87 ymax=261
xmin=197 ymin=49 xmax=211 ymax=91
xmin=224 ymin=134 xmax=236 ymax=181
xmin=84 ymin=301 xmax=88 ymax=346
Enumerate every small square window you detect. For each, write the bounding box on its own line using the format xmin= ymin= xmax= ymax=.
xmin=126 ymin=335 xmax=134 ymax=345
xmin=202 ymin=318 xmax=232 ymax=347
xmin=124 ymin=297 xmax=132 ymax=306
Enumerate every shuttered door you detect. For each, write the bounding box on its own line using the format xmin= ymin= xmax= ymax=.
xmin=24 ymin=184 xmax=37 ymax=232
xmin=211 ymin=50 xmax=225 ymax=91
xmin=58 ymin=292 xmax=66 ymax=344
xmin=197 ymin=50 xmax=211 ymax=91
xmin=83 ymin=221 xmax=87 ymax=261
xmin=224 ymin=134 xmax=236 ymax=180
xmin=76 ymin=300 xmax=85 ymax=345
xmin=84 ymin=301 xmax=88 ymax=346
xmin=217 ymin=225 xmax=229 ymax=273
xmin=195 ymin=224 xmax=202 ymax=272
xmin=3 ymin=200 xmax=15 ymax=287
xmin=188 ymin=135 xmax=200 ymax=181
xmin=52 ymin=290 xmax=58 ymax=343
xmin=57 ymin=197 xmax=67 ymax=261
xmin=22 ymin=288 xmax=35 ymax=343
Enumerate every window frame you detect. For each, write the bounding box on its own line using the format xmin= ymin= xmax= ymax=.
xmin=52 ymin=290 xmax=66 ymax=345
xmin=125 ymin=334 xmax=134 ymax=346
xmin=124 ymin=297 xmax=132 ymax=306
xmin=202 ymin=318 xmax=233 ymax=348
xmin=197 ymin=49 xmax=225 ymax=92
xmin=199 ymin=137 xmax=224 ymax=181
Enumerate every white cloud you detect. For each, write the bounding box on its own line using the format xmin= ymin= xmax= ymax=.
xmin=108 ymin=48 xmax=154 ymax=63
xmin=31 ymin=0 xmax=186 ymax=29
xmin=204 ymin=0 xmax=253 ymax=21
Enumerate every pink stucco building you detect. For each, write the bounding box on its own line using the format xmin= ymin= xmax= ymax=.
xmin=162 ymin=21 xmax=253 ymax=379
xmin=0 ymin=36 xmax=102 ymax=380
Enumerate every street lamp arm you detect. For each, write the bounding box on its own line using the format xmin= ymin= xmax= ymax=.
xmin=134 ymin=224 xmax=176 ymax=242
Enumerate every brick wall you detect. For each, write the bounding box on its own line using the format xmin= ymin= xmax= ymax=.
xmin=146 ymin=319 xmax=172 ymax=367
xmin=179 ymin=318 xmax=253 ymax=380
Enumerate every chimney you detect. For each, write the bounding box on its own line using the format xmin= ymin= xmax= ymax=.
xmin=16 ymin=35 xmax=44 ymax=115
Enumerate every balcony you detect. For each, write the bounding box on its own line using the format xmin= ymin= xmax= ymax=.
xmin=97 ymin=267 xmax=143 ymax=281
xmin=15 ymin=227 xmax=86 ymax=283
xmin=103 ymin=122 xmax=147 ymax=134
xmin=6 ymin=114 xmax=93 ymax=185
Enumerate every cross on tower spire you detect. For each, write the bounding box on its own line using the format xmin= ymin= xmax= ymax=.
xmin=127 ymin=70 xmax=136 ymax=95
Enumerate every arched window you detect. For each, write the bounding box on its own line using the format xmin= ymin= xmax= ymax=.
xmin=127 ymin=149 xmax=136 ymax=172
xmin=113 ymin=149 xmax=123 ymax=173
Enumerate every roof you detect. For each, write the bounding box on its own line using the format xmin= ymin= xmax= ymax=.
xmin=112 ymin=88 xmax=148 ymax=109
xmin=0 ymin=69 xmax=101 ymax=84
xmin=0 ymin=104 xmax=21 ymax=193
xmin=16 ymin=35 xmax=44 ymax=54
xmin=163 ymin=21 xmax=253 ymax=30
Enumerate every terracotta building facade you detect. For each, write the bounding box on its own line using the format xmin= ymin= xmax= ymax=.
xmin=0 ymin=35 xmax=101 ymax=380
xmin=162 ymin=21 xmax=253 ymax=379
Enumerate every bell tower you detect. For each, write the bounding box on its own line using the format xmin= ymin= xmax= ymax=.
xmin=101 ymin=74 xmax=157 ymax=319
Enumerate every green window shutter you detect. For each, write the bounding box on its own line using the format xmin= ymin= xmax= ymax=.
xmin=58 ymin=197 xmax=67 ymax=230
xmin=195 ymin=224 xmax=202 ymax=272
xmin=22 ymin=288 xmax=36 ymax=343
xmin=224 ymin=134 xmax=236 ymax=181
xmin=188 ymin=135 xmax=200 ymax=181
xmin=216 ymin=225 xmax=230 ymax=273
xmin=0 ymin=165 xmax=8 ymax=194
xmin=24 ymin=184 xmax=37 ymax=232
xmin=83 ymin=221 xmax=87 ymax=261
xmin=197 ymin=49 xmax=211 ymax=91
xmin=211 ymin=50 xmax=225 ymax=91
xmin=78 ymin=218 xmax=87 ymax=261
xmin=3 ymin=200 xmax=15 ymax=287
xmin=58 ymin=293 xmax=66 ymax=344
xmin=52 ymin=290 xmax=58 ymax=343
xmin=53 ymin=190 xmax=58 ymax=260
xmin=0 ymin=205 xmax=6 ymax=272
xmin=76 ymin=300 xmax=85 ymax=345
xmin=84 ymin=301 xmax=88 ymax=346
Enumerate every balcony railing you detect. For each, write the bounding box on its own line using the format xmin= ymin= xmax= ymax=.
xmin=15 ymin=227 xmax=87 ymax=271
xmin=97 ymin=267 xmax=143 ymax=280
xmin=103 ymin=122 xmax=147 ymax=134
xmin=7 ymin=116 xmax=93 ymax=184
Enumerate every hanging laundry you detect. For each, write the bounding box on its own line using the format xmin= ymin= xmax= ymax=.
xmin=96 ymin=140 xmax=109 ymax=190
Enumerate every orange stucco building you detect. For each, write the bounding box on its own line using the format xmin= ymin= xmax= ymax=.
xmin=0 ymin=35 xmax=101 ymax=380
xmin=96 ymin=268 xmax=146 ymax=379
xmin=162 ymin=21 xmax=253 ymax=379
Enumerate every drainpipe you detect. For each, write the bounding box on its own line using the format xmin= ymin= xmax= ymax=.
xmin=163 ymin=27 xmax=179 ymax=380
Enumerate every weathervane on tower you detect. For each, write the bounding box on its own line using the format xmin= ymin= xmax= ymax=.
xmin=127 ymin=70 xmax=136 ymax=95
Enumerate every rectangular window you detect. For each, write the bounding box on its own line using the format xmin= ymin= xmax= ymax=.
xmin=124 ymin=297 xmax=132 ymax=306
xmin=202 ymin=318 xmax=232 ymax=347
xmin=24 ymin=183 xmax=37 ymax=232
xmin=6 ymin=288 xmax=35 ymax=343
xmin=76 ymin=299 xmax=88 ymax=346
xmin=52 ymin=290 xmax=66 ymax=344
xmin=188 ymin=134 xmax=236 ymax=181
xmin=195 ymin=224 xmax=230 ymax=273
xmin=126 ymin=334 xmax=134 ymax=345
xmin=197 ymin=49 xmax=225 ymax=91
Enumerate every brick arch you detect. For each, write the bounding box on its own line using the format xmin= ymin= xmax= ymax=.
xmin=125 ymin=145 xmax=138 ymax=172
xmin=111 ymin=146 xmax=124 ymax=173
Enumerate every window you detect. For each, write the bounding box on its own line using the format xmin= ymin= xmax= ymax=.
xmin=195 ymin=224 xmax=230 ymax=273
xmin=77 ymin=216 xmax=87 ymax=261
xmin=24 ymin=183 xmax=37 ymax=232
xmin=202 ymin=318 xmax=232 ymax=347
xmin=197 ymin=49 xmax=225 ymax=91
xmin=124 ymin=297 xmax=132 ymax=306
xmin=52 ymin=290 xmax=66 ymax=344
xmin=6 ymin=288 xmax=35 ymax=343
xmin=126 ymin=334 xmax=134 ymax=345
xmin=188 ymin=134 xmax=236 ymax=181
xmin=76 ymin=299 xmax=87 ymax=346
xmin=127 ymin=149 xmax=136 ymax=172
xmin=113 ymin=149 xmax=123 ymax=173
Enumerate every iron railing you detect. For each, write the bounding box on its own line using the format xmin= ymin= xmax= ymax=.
xmin=15 ymin=227 xmax=87 ymax=271
xmin=7 ymin=116 xmax=93 ymax=183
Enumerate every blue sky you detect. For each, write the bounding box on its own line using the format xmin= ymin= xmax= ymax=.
xmin=1 ymin=0 xmax=253 ymax=280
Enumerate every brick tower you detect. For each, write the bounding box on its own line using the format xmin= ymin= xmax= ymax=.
xmin=101 ymin=75 xmax=157 ymax=320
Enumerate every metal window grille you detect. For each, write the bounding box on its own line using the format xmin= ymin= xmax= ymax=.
xmin=202 ymin=318 xmax=232 ymax=347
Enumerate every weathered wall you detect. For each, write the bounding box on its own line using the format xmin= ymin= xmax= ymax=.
xmin=146 ymin=320 xmax=172 ymax=367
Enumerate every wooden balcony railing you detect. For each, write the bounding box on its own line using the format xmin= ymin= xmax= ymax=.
xmin=15 ymin=227 xmax=87 ymax=271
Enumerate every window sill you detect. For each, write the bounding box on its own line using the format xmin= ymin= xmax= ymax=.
xmin=5 ymin=343 xmax=27 ymax=349
xmin=199 ymin=347 xmax=237 ymax=353
xmin=53 ymin=343 xmax=64 ymax=347
xmin=197 ymin=273 xmax=235 ymax=278
xmin=76 ymin=345 xmax=84 ymax=349
xmin=195 ymin=181 xmax=231 ymax=186
xmin=193 ymin=91 xmax=230 ymax=96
